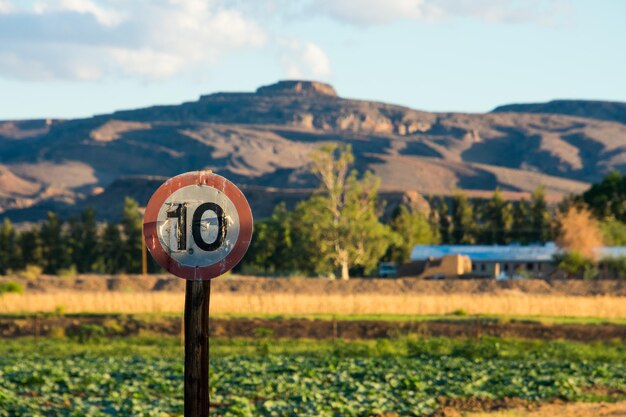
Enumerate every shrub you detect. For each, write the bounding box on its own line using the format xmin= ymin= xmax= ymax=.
xmin=70 ymin=324 xmax=106 ymax=343
xmin=102 ymin=319 xmax=124 ymax=335
xmin=48 ymin=327 xmax=66 ymax=338
xmin=332 ymin=340 xmax=373 ymax=358
xmin=406 ymin=337 xmax=453 ymax=357
xmin=451 ymin=337 xmax=502 ymax=360
xmin=0 ymin=280 xmax=24 ymax=294
xmin=602 ymin=256 xmax=626 ymax=279
xmin=17 ymin=264 xmax=43 ymax=280
xmin=254 ymin=327 xmax=274 ymax=356
xmin=58 ymin=265 xmax=77 ymax=278
xmin=554 ymin=252 xmax=598 ymax=279
xmin=449 ymin=309 xmax=468 ymax=316
xmin=374 ymin=339 xmax=398 ymax=357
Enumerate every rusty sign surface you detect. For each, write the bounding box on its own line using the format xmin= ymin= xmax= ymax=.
xmin=143 ymin=171 xmax=253 ymax=280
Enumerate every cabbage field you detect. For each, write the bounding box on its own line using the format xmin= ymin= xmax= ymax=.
xmin=1 ymin=337 xmax=625 ymax=416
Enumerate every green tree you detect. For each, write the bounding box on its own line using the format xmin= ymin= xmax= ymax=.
xmin=291 ymin=196 xmax=334 ymax=276
xmin=68 ymin=208 xmax=99 ymax=273
xmin=121 ymin=197 xmax=143 ymax=273
xmin=98 ymin=222 xmax=125 ymax=273
xmin=303 ymin=143 xmax=395 ymax=279
xmin=18 ymin=227 xmax=43 ymax=269
xmin=243 ymin=203 xmax=295 ymax=275
xmin=0 ymin=218 xmax=20 ymax=274
xmin=511 ymin=199 xmax=531 ymax=244
xmin=600 ymin=218 xmax=626 ymax=246
xmin=483 ymin=189 xmax=513 ymax=244
xmin=530 ymin=186 xmax=551 ymax=243
xmin=243 ymin=221 xmax=272 ymax=274
xmin=40 ymin=212 xmax=71 ymax=274
xmin=266 ymin=203 xmax=296 ymax=273
xmin=582 ymin=171 xmax=626 ymax=222
xmin=450 ymin=193 xmax=476 ymax=244
xmin=436 ymin=197 xmax=452 ymax=244
xmin=388 ymin=205 xmax=438 ymax=264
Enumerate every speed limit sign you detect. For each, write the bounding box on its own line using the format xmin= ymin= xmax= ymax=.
xmin=143 ymin=171 xmax=253 ymax=280
xmin=144 ymin=171 xmax=252 ymax=416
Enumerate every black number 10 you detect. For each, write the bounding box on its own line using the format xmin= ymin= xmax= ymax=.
xmin=167 ymin=202 xmax=226 ymax=252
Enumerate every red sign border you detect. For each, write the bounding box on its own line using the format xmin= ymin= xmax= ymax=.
xmin=143 ymin=171 xmax=253 ymax=280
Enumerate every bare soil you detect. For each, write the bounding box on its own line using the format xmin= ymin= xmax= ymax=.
xmin=2 ymin=315 xmax=625 ymax=341
xmin=461 ymin=401 xmax=626 ymax=417
xmin=4 ymin=275 xmax=626 ymax=296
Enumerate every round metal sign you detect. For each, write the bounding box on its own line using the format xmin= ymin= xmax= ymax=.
xmin=143 ymin=171 xmax=253 ymax=280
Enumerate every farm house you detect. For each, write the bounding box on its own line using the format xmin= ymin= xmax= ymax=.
xmin=406 ymin=243 xmax=626 ymax=279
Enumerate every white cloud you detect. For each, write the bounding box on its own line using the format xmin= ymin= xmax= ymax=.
xmin=435 ymin=0 xmax=569 ymax=24
xmin=312 ymin=0 xmax=432 ymax=26
xmin=0 ymin=0 xmax=566 ymax=85
xmin=281 ymin=40 xmax=331 ymax=79
xmin=309 ymin=0 xmax=569 ymax=26
xmin=108 ymin=48 xmax=184 ymax=79
xmin=0 ymin=0 xmax=13 ymax=13
xmin=32 ymin=0 xmax=127 ymax=26
xmin=0 ymin=0 xmax=272 ymax=81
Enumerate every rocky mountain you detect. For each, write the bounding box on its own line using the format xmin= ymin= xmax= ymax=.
xmin=493 ymin=100 xmax=626 ymax=125
xmin=1 ymin=80 xmax=625 ymax=221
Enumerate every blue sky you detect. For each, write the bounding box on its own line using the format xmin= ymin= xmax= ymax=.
xmin=0 ymin=0 xmax=625 ymax=120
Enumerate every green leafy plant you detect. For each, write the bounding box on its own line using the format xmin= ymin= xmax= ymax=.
xmin=254 ymin=327 xmax=274 ymax=356
xmin=70 ymin=324 xmax=106 ymax=343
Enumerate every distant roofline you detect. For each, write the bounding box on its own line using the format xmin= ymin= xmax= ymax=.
xmin=410 ymin=243 xmax=626 ymax=262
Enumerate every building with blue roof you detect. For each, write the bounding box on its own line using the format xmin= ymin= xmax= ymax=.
xmin=409 ymin=243 xmax=626 ymax=279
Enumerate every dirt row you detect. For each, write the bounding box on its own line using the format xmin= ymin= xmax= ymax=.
xmin=2 ymin=315 xmax=625 ymax=341
xmin=439 ymin=399 xmax=626 ymax=417
xmin=4 ymin=274 xmax=626 ymax=296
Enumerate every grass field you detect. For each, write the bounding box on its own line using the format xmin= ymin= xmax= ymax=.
xmin=2 ymin=291 xmax=626 ymax=318
xmin=1 ymin=336 xmax=625 ymax=416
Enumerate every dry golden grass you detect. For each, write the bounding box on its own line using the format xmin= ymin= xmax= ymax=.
xmin=1 ymin=291 xmax=625 ymax=318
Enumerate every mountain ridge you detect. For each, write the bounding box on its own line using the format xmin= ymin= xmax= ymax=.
xmin=492 ymin=99 xmax=626 ymax=125
xmin=1 ymin=80 xmax=625 ymax=221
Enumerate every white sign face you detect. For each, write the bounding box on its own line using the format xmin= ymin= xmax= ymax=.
xmin=156 ymin=185 xmax=240 ymax=268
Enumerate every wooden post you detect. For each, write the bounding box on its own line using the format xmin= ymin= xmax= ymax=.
xmin=184 ymin=280 xmax=211 ymax=417
xmin=181 ymin=312 xmax=185 ymax=349
xmin=141 ymin=236 xmax=148 ymax=277
xmin=474 ymin=316 xmax=482 ymax=341
xmin=34 ymin=314 xmax=40 ymax=344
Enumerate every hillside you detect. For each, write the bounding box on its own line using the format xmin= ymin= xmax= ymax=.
xmin=493 ymin=99 xmax=626 ymax=125
xmin=1 ymin=80 xmax=625 ymax=220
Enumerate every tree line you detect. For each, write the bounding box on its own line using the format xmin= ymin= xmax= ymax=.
xmin=434 ymin=187 xmax=552 ymax=246
xmin=0 ymin=198 xmax=151 ymax=276
xmin=1 ymin=144 xmax=625 ymax=279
